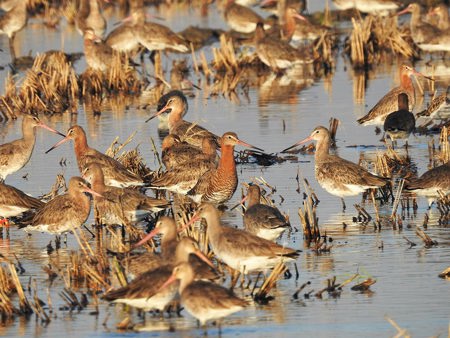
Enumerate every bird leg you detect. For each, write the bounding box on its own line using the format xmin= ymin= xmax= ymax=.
xmin=218 ymin=320 xmax=223 ymax=336
xmin=8 ymin=35 xmax=16 ymax=63
xmin=55 ymin=235 xmax=61 ymax=250
xmin=392 ymin=140 xmax=398 ymax=150
xmin=341 ymin=198 xmax=346 ymax=212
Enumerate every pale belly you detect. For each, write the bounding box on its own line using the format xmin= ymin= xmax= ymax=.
xmin=113 ymin=288 xmax=177 ymax=311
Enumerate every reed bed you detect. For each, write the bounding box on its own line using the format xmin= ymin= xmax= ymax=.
xmin=346 ymin=15 xmax=415 ymax=69
xmin=0 ymin=52 xmax=79 ymax=117
xmin=78 ymin=53 xmax=142 ymax=100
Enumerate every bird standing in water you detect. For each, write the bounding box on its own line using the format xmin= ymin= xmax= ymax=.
xmin=383 ymin=93 xmax=415 ymax=147
xmin=283 ymin=126 xmax=389 ymax=211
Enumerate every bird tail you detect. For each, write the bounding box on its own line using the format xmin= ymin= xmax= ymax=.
xmin=101 ymin=287 xmax=128 ymax=301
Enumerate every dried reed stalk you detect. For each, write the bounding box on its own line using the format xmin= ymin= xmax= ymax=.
xmin=254 ymin=261 xmax=287 ymax=302
xmin=0 ymin=264 xmax=15 ymax=296
xmin=351 ymin=278 xmax=376 ymax=291
xmin=348 ymin=15 xmax=415 ymax=69
xmin=438 ymin=267 xmax=450 ymax=279
xmin=298 ymin=181 xmax=320 ymax=242
xmin=439 ymin=126 xmax=449 ymax=163
xmin=8 ymin=263 xmax=32 ymax=314
xmin=385 ymin=315 xmax=411 ymax=338
xmin=190 ymin=43 xmax=200 ymax=75
xmin=415 ymin=227 xmax=438 ymax=247
xmin=391 ymin=178 xmax=405 ymax=219
xmin=200 ymin=51 xmax=212 ymax=79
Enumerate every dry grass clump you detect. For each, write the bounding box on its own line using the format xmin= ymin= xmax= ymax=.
xmin=61 ymin=0 xmax=78 ymax=25
xmin=345 ymin=15 xmax=415 ymax=69
xmin=105 ymin=133 xmax=156 ymax=183
xmin=80 ymin=54 xmax=142 ymax=98
xmin=0 ymin=52 xmax=79 ymax=118
xmin=0 ymin=73 xmax=19 ymax=120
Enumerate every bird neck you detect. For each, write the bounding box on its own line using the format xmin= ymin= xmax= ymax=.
xmin=84 ymin=38 xmax=94 ymax=48
xmin=247 ymin=190 xmax=260 ymax=208
xmin=218 ymin=144 xmax=236 ymax=175
xmin=90 ymin=173 xmax=106 ymax=194
xmin=204 ymin=209 xmax=221 ymax=238
xmin=283 ymin=13 xmax=295 ymax=40
xmin=131 ymin=11 xmax=146 ymax=26
xmin=70 ymin=188 xmax=90 ymax=211
xmin=315 ymin=136 xmax=330 ymax=162
xmin=89 ymin=0 xmax=100 ymax=13
xmin=74 ymin=134 xmax=89 ymax=160
xmin=168 ymin=110 xmax=183 ymax=129
xmin=400 ymin=72 xmax=413 ymax=90
xmin=161 ymin=229 xmax=178 ymax=256
xmin=398 ymin=95 xmax=409 ymax=111
xmin=254 ymin=25 xmax=266 ymax=44
xmin=178 ymin=269 xmax=195 ymax=294
xmin=22 ymin=120 xmax=36 ymax=144
xmin=410 ymin=6 xmax=421 ymax=27
xmin=79 ymin=0 xmax=89 ymax=12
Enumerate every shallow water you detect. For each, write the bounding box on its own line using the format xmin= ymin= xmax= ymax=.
xmin=0 ymin=1 xmax=450 ymax=337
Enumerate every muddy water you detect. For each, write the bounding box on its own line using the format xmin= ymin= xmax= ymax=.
xmin=0 ymin=2 xmax=450 ymax=337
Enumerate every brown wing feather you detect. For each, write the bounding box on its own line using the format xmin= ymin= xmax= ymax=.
xmin=102 ymin=265 xmax=173 ymax=300
xmin=80 ymin=151 xmax=142 ymax=183
xmin=0 ymin=141 xmax=20 ymax=167
xmin=318 ymin=158 xmax=388 ymax=187
xmin=219 ymin=225 xmax=298 ymax=258
xmin=0 ymin=183 xmax=44 ymax=209
xmin=358 ymin=87 xmax=414 ymax=124
xmin=31 ymin=195 xmax=85 ymax=227
xmin=405 ymin=163 xmax=450 ymax=190
xmin=183 ymin=281 xmax=247 ymax=310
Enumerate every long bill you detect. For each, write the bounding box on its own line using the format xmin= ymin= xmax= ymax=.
xmin=38 ymin=123 xmax=66 ymax=137
xmin=194 ymin=249 xmax=215 ymax=269
xmin=145 ymin=104 xmax=170 ymax=123
xmin=281 ymin=135 xmax=314 ymax=153
xmin=177 ymin=213 xmax=201 ymax=233
xmin=395 ymin=6 xmax=410 ymax=16
xmin=133 ymin=227 xmax=161 ymax=248
xmin=230 ymin=195 xmax=248 ymax=211
xmin=83 ymin=186 xmax=103 ymax=198
xmin=292 ymin=12 xmax=307 ymax=22
xmin=45 ymin=136 xmax=71 ymax=154
xmin=411 ymin=68 xmax=434 ymax=82
xmin=158 ymin=273 xmax=177 ymax=292
xmin=237 ymin=139 xmax=265 ymax=152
